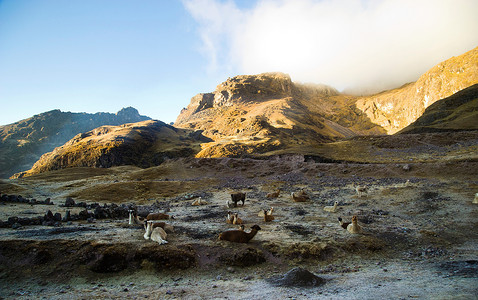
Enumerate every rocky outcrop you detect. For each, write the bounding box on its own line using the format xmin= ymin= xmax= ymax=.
xmin=356 ymin=46 xmax=478 ymax=134
xmin=398 ymin=84 xmax=478 ymax=134
xmin=13 ymin=120 xmax=210 ymax=178
xmin=0 ymin=107 xmax=150 ymax=178
xmin=175 ymin=72 xmax=383 ymax=157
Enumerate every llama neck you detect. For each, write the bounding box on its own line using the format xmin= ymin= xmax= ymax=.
xmin=352 ymin=220 xmax=360 ymax=231
xmin=128 ymin=213 xmax=133 ymax=225
xmin=246 ymin=229 xmax=258 ymax=241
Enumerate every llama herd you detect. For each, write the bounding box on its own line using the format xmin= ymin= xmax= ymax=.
xmin=130 ymin=183 xmax=376 ymax=246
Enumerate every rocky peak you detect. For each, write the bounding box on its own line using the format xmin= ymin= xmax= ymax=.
xmin=175 ymin=72 xmax=339 ymax=125
xmin=213 ymin=72 xmax=294 ymax=106
xmin=116 ymin=107 xmax=143 ymax=121
xmin=0 ymin=107 xmax=151 ymax=178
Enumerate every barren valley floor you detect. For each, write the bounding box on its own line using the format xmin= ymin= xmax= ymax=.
xmin=0 ymin=158 xmax=477 ymax=299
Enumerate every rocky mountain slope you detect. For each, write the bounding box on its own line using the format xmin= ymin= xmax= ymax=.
xmin=175 ymin=47 xmax=477 ymax=157
xmin=13 ymin=120 xmax=211 ymax=178
xmin=175 ymin=73 xmax=384 ymax=158
xmin=356 ymin=46 xmax=478 ymax=134
xmin=0 ymin=107 xmax=150 ymax=178
xmin=398 ymin=84 xmax=478 ymax=134
xmin=12 ymin=47 xmax=478 ymax=176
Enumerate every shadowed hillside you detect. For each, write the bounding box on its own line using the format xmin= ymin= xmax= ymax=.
xmin=13 ymin=120 xmax=211 ymax=178
xmin=0 ymin=107 xmax=150 ymax=178
xmin=355 ymin=46 xmax=478 ymax=133
xmin=398 ymin=84 xmax=478 ymax=134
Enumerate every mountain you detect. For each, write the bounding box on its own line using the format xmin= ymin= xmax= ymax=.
xmin=13 ymin=120 xmax=211 ymax=178
xmin=0 ymin=107 xmax=150 ymax=178
xmin=355 ymin=46 xmax=478 ymax=134
xmin=175 ymin=72 xmax=385 ymax=157
xmin=13 ymin=48 xmax=478 ymax=176
xmin=175 ymin=47 xmax=477 ymax=157
xmin=398 ymin=84 xmax=478 ymax=134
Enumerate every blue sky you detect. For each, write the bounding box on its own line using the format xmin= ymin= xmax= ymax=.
xmin=1 ymin=0 xmax=477 ymax=126
xmin=0 ymin=0 xmax=236 ymax=125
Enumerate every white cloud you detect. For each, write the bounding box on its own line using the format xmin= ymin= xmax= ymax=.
xmin=184 ymin=0 xmax=478 ymax=93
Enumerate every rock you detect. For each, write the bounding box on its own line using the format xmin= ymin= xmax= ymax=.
xmin=269 ymin=267 xmax=326 ymax=287
xmin=7 ymin=216 xmax=19 ymax=225
xmin=44 ymin=210 xmax=54 ymax=221
xmin=78 ymin=209 xmax=91 ymax=220
xmin=65 ymin=197 xmax=75 ymax=207
xmin=53 ymin=213 xmax=62 ymax=222
xmin=94 ymin=207 xmax=109 ymax=219
xmin=63 ymin=210 xmax=71 ymax=222
xmin=11 ymin=222 xmax=22 ymax=229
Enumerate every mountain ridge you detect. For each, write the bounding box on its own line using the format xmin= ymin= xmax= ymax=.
xmin=13 ymin=120 xmax=211 ymax=178
xmin=356 ymin=46 xmax=478 ymax=134
xmin=0 ymin=107 xmax=150 ymax=178
xmin=6 ymin=46 xmax=478 ymax=177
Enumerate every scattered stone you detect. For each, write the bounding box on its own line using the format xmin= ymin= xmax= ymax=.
xmin=65 ymin=197 xmax=76 ymax=207
xmin=439 ymin=260 xmax=478 ymax=278
xmin=63 ymin=210 xmax=71 ymax=222
xmin=53 ymin=213 xmax=62 ymax=222
xmin=11 ymin=222 xmax=22 ymax=229
xmin=269 ymin=267 xmax=326 ymax=287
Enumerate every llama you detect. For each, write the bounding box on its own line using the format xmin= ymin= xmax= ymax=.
xmin=226 ymin=211 xmax=234 ymax=224
xmin=263 ymin=209 xmax=275 ymax=222
xmin=354 ymin=184 xmax=368 ymax=197
xmin=337 ymin=217 xmax=350 ymax=229
xmin=258 ymin=207 xmax=274 ymax=217
xmin=144 ymin=221 xmax=175 ymax=234
xmin=218 ymin=225 xmax=261 ymax=243
xmin=324 ymin=201 xmax=339 ymax=213
xmin=230 ymin=192 xmax=246 ymax=207
xmin=347 ymin=216 xmax=362 ymax=234
xmin=192 ymin=197 xmax=208 ymax=206
xmin=144 ymin=221 xmax=168 ymax=244
xmin=128 ymin=209 xmax=135 ymax=225
xmin=291 ymin=190 xmax=309 ymax=202
xmin=232 ymin=213 xmax=243 ymax=225
xmin=266 ymin=190 xmax=280 ymax=198
xmin=146 ymin=212 xmax=174 ymax=221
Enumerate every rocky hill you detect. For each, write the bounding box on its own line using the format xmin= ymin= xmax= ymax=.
xmin=175 ymin=73 xmax=384 ymax=157
xmin=398 ymin=83 xmax=478 ymax=134
xmin=174 ymin=47 xmax=477 ymax=158
xmin=0 ymin=107 xmax=150 ymax=178
xmin=13 ymin=120 xmax=211 ymax=178
xmin=12 ymin=48 xmax=477 ymax=176
xmin=355 ymin=46 xmax=478 ymax=134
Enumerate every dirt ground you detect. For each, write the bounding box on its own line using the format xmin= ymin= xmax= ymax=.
xmin=1 ymin=157 xmax=477 ymax=299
